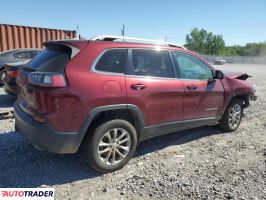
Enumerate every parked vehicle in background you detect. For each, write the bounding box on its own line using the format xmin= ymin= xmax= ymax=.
xmin=214 ymin=57 xmax=226 ymax=65
xmin=4 ymin=60 xmax=30 ymax=95
xmin=14 ymin=36 xmax=256 ymax=173
xmin=0 ymin=48 xmax=41 ymax=85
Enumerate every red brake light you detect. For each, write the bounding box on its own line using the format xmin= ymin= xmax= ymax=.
xmin=28 ymin=72 xmax=66 ymax=87
xmin=8 ymin=70 xmax=18 ymax=78
xmin=52 ymin=74 xmax=66 ymax=87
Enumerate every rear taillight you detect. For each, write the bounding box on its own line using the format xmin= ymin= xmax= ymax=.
xmin=8 ymin=70 xmax=18 ymax=78
xmin=28 ymin=72 xmax=66 ymax=87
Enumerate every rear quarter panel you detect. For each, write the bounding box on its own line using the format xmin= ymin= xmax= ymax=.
xmin=64 ymin=42 xmax=128 ymax=131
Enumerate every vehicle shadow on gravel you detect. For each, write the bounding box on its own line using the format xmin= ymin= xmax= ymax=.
xmin=0 ymin=126 xmax=225 ymax=188
xmin=0 ymin=93 xmax=16 ymax=108
xmin=135 ymin=126 xmax=225 ymax=156
xmin=0 ymin=131 xmax=101 ymax=188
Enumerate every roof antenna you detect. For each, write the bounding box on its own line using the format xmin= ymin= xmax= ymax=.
xmin=76 ymin=25 xmax=81 ymax=39
xmin=164 ymin=35 xmax=167 ymax=46
xmin=121 ymin=24 xmax=125 ymax=42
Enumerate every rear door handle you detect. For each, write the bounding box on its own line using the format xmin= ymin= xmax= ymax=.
xmin=131 ymin=83 xmax=147 ymax=90
xmin=186 ymin=85 xmax=197 ymax=90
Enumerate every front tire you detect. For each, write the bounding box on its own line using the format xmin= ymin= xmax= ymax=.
xmin=219 ymin=98 xmax=243 ymax=131
xmin=83 ymin=119 xmax=137 ymax=173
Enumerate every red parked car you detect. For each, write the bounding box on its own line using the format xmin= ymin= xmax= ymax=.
xmin=4 ymin=60 xmax=30 ymax=95
xmin=14 ymin=36 xmax=256 ymax=173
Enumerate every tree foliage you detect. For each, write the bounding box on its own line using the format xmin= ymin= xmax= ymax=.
xmin=184 ymin=28 xmax=266 ymax=56
xmin=184 ymin=28 xmax=225 ymax=55
xmin=224 ymin=43 xmax=266 ymax=56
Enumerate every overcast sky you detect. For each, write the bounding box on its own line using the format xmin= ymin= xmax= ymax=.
xmin=1 ymin=0 xmax=265 ymax=45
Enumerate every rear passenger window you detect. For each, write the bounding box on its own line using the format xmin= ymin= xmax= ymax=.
xmin=132 ymin=49 xmax=174 ymax=78
xmin=95 ymin=49 xmax=127 ymax=74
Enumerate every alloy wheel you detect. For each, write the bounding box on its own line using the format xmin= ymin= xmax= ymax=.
xmin=97 ymin=128 xmax=131 ymax=166
xmin=228 ymin=104 xmax=242 ymax=129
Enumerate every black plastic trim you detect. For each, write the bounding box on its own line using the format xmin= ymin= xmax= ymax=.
xmin=76 ymin=104 xmax=145 ymax=147
xmin=141 ymin=116 xmax=221 ymax=141
xmin=79 ymin=104 xmax=221 ymax=143
xmin=14 ymin=103 xmax=79 ymax=154
xmin=169 ymin=51 xmax=180 ymax=78
xmin=126 ymin=49 xmax=134 ymax=75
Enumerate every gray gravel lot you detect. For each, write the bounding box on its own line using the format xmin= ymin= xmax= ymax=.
xmin=0 ymin=64 xmax=265 ymax=200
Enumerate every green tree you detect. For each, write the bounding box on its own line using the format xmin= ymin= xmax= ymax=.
xmin=185 ymin=28 xmax=225 ymax=55
xmin=224 ymin=43 xmax=266 ymax=56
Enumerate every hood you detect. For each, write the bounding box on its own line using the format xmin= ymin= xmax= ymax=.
xmin=222 ymin=71 xmax=251 ymax=80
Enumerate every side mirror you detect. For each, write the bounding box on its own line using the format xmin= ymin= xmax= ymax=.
xmin=214 ymin=70 xmax=224 ymax=79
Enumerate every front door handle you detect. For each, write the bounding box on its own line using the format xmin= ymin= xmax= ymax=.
xmin=186 ymin=85 xmax=197 ymax=90
xmin=131 ymin=83 xmax=147 ymax=90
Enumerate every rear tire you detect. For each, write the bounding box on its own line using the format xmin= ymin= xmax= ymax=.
xmin=219 ymin=98 xmax=243 ymax=132
xmin=82 ymin=119 xmax=137 ymax=173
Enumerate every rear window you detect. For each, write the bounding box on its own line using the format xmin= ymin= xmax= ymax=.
xmin=27 ymin=45 xmax=71 ymax=72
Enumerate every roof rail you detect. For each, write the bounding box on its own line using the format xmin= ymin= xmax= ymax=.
xmin=90 ymin=35 xmax=187 ymax=50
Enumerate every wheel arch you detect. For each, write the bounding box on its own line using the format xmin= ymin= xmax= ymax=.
xmin=230 ymin=94 xmax=250 ymax=108
xmin=78 ymin=104 xmax=145 ymax=148
xmin=221 ymin=93 xmax=249 ymax=118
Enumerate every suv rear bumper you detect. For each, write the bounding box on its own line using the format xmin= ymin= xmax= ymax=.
xmin=14 ymin=103 xmax=80 ymax=154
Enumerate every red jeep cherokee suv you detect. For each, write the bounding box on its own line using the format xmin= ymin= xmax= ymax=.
xmin=14 ymin=36 xmax=256 ymax=173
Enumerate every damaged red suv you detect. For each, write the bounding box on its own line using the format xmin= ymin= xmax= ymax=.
xmin=14 ymin=36 xmax=256 ymax=173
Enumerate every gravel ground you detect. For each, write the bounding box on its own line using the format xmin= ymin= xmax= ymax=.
xmin=0 ymin=64 xmax=265 ymax=200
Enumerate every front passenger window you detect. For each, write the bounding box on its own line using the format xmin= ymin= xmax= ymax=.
xmin=172 ymin=52 xmax=213 ymax=80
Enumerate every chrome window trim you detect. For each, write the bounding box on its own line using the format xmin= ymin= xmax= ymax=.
xmin=125 ymin=74 xmax=179 ymax=80
xmin=91 ymin=47 xmax=175 ymax=78
xmin=177 ymin=78 xmax=213 ymax=82
xmin=91 ymin=47 xmax=214 ymax=82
